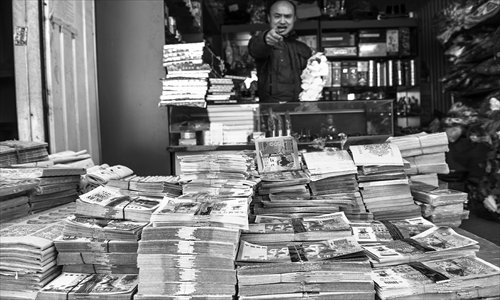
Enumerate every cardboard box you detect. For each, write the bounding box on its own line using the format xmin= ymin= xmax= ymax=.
xmin=358 ymin=29 xmax=386 ymax=43
xmin=358 ymin=43 xmax=387 ymax=57
xmin=324 ymin=47 xmax=358 ymax=57
xmin=321 ymin=32 xmax=355 ymax=47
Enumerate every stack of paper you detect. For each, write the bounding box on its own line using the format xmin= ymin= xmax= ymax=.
xmin=362 ymin=226 xmax=479 ymax=268
xmin=206 ymin=77 xmax=236 ymax=103
xmin=0 ymin=203 xmax=75 ymax=299
xmin=48 ymin=149 xmax=95 ymax=169
xmin=0 ymin=167 xmax=85 ymax=213
xmin=0 ymin=177 xmax=38 ymax=222
xmin=235 ymin=237 xmax=373 ymax=299
xmin=0 ymin=140 xmax=49 ymax=167
xmin=411 ymin=183 xmax=469 ymax=227
xmin=387 ymin=132 xmax=450 ymax=182
xmin=237 ymin=260 xmax=375 ymax=300
xmin=241 ymin=212 xmax=352 ymax=243
xmin=160 ymin=42 xmax=210 ymax=108
xmin=350 ymin=217 xmax=436 ymax=244
xmin=137 ymin=195 xmax=248 ymax=299
xmin=76 ymin=185 xmax=162 ymax=222
xmin=85 ymin=164 xmax=134 ymax=187
xmin=303 ymin=150 xmax=371 ymax=221
xmin=36 ymin=272 xmax=138 ymax=300
xmin=350 ymin=143 xmax=421 ymax=220
xmin=57 ymin=214 xmax=147 ymax=274
xmin=372 ymin=255 xmax=500 ymax=300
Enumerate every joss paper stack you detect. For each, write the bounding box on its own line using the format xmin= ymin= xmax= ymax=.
xmin=350 ymin=143 xmax=421 ymax=220
xmin=160 ymin=42 xmax=210 ymax=108
xmin=371 ymin=255 xmax=500 ymax=300
xmin=387 ymin=132 xmax=450 ymax=182
xmin=411 ymin=183 xmax=469 ymax=227
xmin=303 ymin=150 xmax=371 ymax=221
xmin=0 ymin=140 xmax=49 ymax=167
xmin=235 ymin=236 xmax=374 ymax=299
xmin=0 ymin=203 xmax=75 ymax=299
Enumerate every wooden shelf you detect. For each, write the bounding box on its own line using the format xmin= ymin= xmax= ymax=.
xmin=321 ymin=18 xmax=418 ymax=30
xmin=221 ymin=20 xmax=318 ymax=33
xmin=220 ymin=18 xmax=417 ymax=33
xmin=167 ymin=134 xmax=391 ymax=152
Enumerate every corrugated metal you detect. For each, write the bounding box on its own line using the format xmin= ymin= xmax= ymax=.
xmin=418 ymin=0 xmax=454 ymax=116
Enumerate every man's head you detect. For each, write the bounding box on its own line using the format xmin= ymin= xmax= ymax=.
xmin=267 ymin=0 xmax=297 ymax=37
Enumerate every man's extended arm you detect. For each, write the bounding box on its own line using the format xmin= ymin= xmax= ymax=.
xmin=248 ymin=31 xmax=272 ymax=60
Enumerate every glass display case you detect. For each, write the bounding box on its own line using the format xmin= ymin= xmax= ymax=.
xmin=167 ymin=99 xmax=393 ymax=149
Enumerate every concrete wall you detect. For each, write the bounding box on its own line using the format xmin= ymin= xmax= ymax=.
xmin=95 ymin=0 xmax=171 ymax=175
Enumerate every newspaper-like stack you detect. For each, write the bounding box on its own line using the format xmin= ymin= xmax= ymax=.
xmin=350 ymin=216 xmax=436 ymax=244
xmin=362 ymin=226 xmax=479 ymax=268
xmin=235 ymin=236 xmax=374 ymax=299
xmin=372 ymin=255 xmax=500 ymax=300
xmin=0 ymin=176 xmax=38 ymax=222
xmin=387 ymin=132 xmax=450 ymax=185
xmin=136 ymin=152 xmax=254 ymax=299
xmin=241 ymin=212 xmax=352 ymax=244
xmin=206 ymin=77 xmax=236 ymax=103
xmin=0 ymin=140 xmax=49 ymax=167
xmin=76 ymin=185 xmax=162 ymax=222
xmin=0 ymin=203 xmax=75 ymax=299
xmin=411 ymin=183 xmax=469 ymax=227
xmin=36 ymin=272 xmax=139 ymax=300
xmin=350 ymin=143 xmax=421 ymax=220
xmin=56 ymin=213 xmax=148 ymax=274
xmin=107 ymin=175 xmax=182 ymax=198
xmin=160 ymin=42 xmax=210 ymax=108
xmin=303 ymin=150 xmax=371 ymax=221
xmin=1 ymin=167 xmax=85 ymax=213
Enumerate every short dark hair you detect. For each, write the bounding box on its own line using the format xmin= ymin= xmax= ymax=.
xmin=266 ymin=0 xmax=297 ymax=16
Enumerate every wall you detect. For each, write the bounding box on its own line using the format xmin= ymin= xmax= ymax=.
xmin=95 ymin=0 xmax=171 ymax=175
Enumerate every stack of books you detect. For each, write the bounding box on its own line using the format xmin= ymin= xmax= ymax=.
xmin=179 ymin=153 xmax=255 ymax=181
xmin=387 ymin=132 xmax=450 ymax=186
xmin=362 ymin=226 xmax=479 ymax=268
xmin=235 ymin=236 xmax=374 ymax=299
xmin=350 ymin=143 xmax=421 ymax=220
xmin=0 ymin=203 xmax=75 ymax=299
xmin=206 ymin=105 xmax=256 ymax=145
xmin=371 ymin=255 xmax=500 ymax=300
xmin=160 ymin=42 xmax=210 ymax=108
xmin=0 ymin=140 xmax=49 ymax=167
xmin=241 ymin=212 xmax=352 ymax=243
xmin=106 ymin=175 xmax=182 ymax=198
xmin=303 ymin=150 xmax=371 ymax=221
xmin=0 ymin=167 xmax=85 ymax=213
xmin=76 ymin=185 xmax=162 ymax=222
xmin=206 ymin=77 xmax=236 ymax=103
xmin=411 ymin=183 xmax=469 ymax=227
xmin=350 ymin=216 xmax=436 ymax=244
xmin=36 ymin=272 xmax=139 ymax=300
xmin=56 ymin=214 xmax=148 ymax=274
xmin=0 ymin=177 xmax=38 ymax=222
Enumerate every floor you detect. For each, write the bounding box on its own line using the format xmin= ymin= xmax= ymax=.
xmin=460 ymin=212 xmax=500 ymax=246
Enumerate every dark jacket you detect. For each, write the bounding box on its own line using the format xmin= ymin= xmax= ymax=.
xmin=248 ymin=30 xmax=312 ymax=103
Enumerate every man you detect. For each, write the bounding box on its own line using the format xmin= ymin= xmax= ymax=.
xmin=248 ymin=0 xmax=312 ymax=102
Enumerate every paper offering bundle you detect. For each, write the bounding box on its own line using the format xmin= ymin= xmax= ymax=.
xmin=371 ymin=255 xmax=500 ymax=300
xmin=255 ymin=136 xmax=300 ymax=174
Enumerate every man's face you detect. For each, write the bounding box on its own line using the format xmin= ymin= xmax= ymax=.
xmin=268 ymin=1 xmax=296 ymax=36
